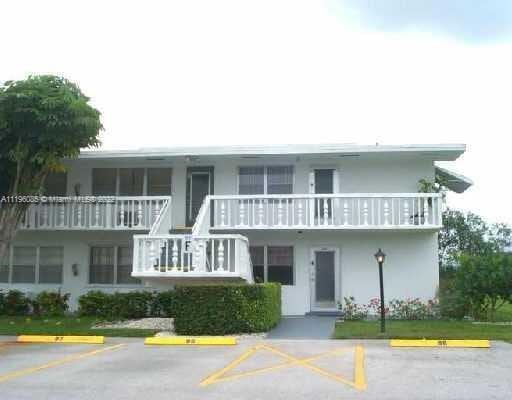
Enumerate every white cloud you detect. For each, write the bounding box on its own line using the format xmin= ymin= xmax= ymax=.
xmin=1 ymin=0 xmax=511 ymax=224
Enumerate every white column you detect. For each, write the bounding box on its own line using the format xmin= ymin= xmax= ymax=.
xmin=383 ymin=200 xmax=390 ymax=225
xmin=363 ymin=200 xmax=369 ymax=225
xmin=403 ymin=200 xmax=410 ymax=225
xmin=217 ymin=240 xmax=225 ymax=271
xmin=343 ymin=200 xmax=349 ymax=226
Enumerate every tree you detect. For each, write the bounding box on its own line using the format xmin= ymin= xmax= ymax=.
xmin=439 ymin=208 xmax=512 ymax=269
xmin=455 ymin=254 xmax=512 ymax=321
xmin=0 ymin=75 xmax=102 ymax=261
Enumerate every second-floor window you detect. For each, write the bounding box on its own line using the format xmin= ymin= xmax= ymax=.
xmin=238 ymin=166 xmax=293 ymax=195
xmin=44 ymin=172 xmax=67 ymax=196
xmin=92 ymin=168 xmax=172 ymax=196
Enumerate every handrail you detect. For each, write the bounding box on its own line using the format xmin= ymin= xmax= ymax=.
xmin=148 ymin=198 xmax=172 ymax=235
xmin=191 ymin=195 xmax=211 ymax=236
xmin=210 ymin=193 xmax=442 ymax=199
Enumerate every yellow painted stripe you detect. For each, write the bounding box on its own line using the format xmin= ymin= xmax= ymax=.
xmin=390 ymin=339 xmax=490 ymax=348
xmin=145 ymin=336 xmax=237 ymax=346
xmin=17 ymin=335 xmax=104 ymax=344
xmin=202 ymin=347 xmax=348 ymax=386
xmin=0 ymin=344 xmax=124 ymax=384
xmin=200 ymin=345 xmax=261 ymax=386
xmin=353 ymin=345 xmax=367 ymax=390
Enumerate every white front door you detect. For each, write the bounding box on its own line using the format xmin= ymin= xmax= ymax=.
xmin=310 ymin=247 xmax=340 ymax=312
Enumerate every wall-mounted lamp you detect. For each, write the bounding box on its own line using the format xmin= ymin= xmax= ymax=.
xmin=72 ymin=263 xmax=79 ymax=277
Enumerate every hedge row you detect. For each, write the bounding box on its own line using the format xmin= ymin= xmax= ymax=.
xmin=0 ymin=290 xmax=69 ymax=316
xmin=173 ymin=283 xmax=281 ymax=335
xmin=77 ymin=290 xmax=175 ymax=320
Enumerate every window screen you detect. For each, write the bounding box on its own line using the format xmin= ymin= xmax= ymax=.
xmin=239 ymin=167 xmax=264 ymax=194
xmin=92 ymin=168 xmax=117 ymax=196
xmin=267 ymin=166 xmax=293 ymax=194
xmin=119 ymin=168 xmax=144 ymax=196
xmin=267 ymin=246 xmax=294 ymax=285
xmin=147 ymin=168 xmax=172 ymax=196
xmin=39 ymin=247 xmax=63 ymax=284
xmin=116 ymin=246 xmax=139 ymax=284
xmin=90 ymin=246 xmax=114 ymax=284
xmin=12 ymin=247 xmax=36 ymax=283
xmin=44 ymin=172 xmax=67 ymax=196
xmin=249 ymin=246 xmax=265 ymax=283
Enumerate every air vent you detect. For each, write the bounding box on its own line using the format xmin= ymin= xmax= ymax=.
xmin=338 ymin=154 xmax=360 ymax=157
xmin=146 ymin=157 xmax=165 ymax=161
xmin=241 ymin=156 xmax=262 ymax=159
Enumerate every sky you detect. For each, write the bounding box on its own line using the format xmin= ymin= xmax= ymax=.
xmin=1 ymin=0 xmax=511 ymax=224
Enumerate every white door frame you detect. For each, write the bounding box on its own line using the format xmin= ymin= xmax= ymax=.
xmin=188 ymin=171 xmax=211 ymax=224
xmin=309 ymin=246 xmax=341 ymax=312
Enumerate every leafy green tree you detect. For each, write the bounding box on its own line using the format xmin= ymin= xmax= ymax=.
xmin=455 ymin=254 xmax=512 ymax=321
xmin=439 ymin=208 xmax=511 ymax=269
xmin=0 ymin=75 xmax=102 ymax=260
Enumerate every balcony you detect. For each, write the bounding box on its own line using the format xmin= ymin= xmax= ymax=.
xmin=209 ymin=193 xmax=442 ymax=230
xmin=131 ymin=234 xmax=253 ymax=281
xmin=20 ymin=196 xmax=171 ymax=231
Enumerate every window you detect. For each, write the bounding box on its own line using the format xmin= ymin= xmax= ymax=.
xmin=44 ymin=172 xmax=67 ymax=196
xmin=1 ymin=246 xmax=64 ymax=284
xmin=119 ymin=168 xmax=144 ymax=196
xmin=249 ymin=246 xmax=265 ymax=283
xmin=267 ymin=166 xmax=293 ymax=194
xmin=39 ymin=247 xmax=63 ymax=284
xmin=90 ymin=246 xmax=115 ymax=284
xmin=92 ymin=168 xmax=172 ymax=196
xmin=147 ymin=168 xmax=172 ymax=196
xmin=12 ymin=247 xmax=36 ymax=283
xmin=116 ymin=246 xmax=139 ymax=284
xmin=92 ymin=168 xmax=117 ymax=195
xmin=249 ymin=245 xmax=294 ymax=285
xmin=89 ymin=246 xmax=140 ymax=285
xmin=267 ymin=246 xmax=294 ymax=285
xmin=239 ymin=167 xmax=265 ymax=195
xmin=238 ymin=166 xmax=293 ymax=195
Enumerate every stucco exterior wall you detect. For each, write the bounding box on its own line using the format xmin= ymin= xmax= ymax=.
xmin=64 ymin=155 xmax=434 ymax=228
xmin=2 ymin=230 xmax=439 ymax=315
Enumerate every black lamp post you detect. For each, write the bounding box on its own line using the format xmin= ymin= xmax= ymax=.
xmin=374 ymin=248 xmax=386 ymax=333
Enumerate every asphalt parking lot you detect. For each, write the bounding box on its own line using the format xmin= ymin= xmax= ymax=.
xmin=0 ymin=337 xmax=511 ymax=400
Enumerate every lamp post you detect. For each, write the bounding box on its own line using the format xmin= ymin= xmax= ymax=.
xmin=374 ymin=248 xmax=386 ymax=333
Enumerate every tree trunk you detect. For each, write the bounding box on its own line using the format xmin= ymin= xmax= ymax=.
xmin=0 ymin=205 xmax=25 ymax=263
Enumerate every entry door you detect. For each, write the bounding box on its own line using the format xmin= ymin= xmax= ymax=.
xmin=311 ymin=169 xmax=335 ymax=221
xmin=310 ymin=248 xmax=339 ymax=311
xmin=186 ymin=167 xmax=214 ymax=226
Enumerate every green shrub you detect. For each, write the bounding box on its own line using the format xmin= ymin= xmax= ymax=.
xmin=0 ymin=290 xmax=30 ymax=316
xmin=454 ymin=254 xmax=512 ymax=321
xmin=33 ymin=291 xmax=70 ymax=316
xmin=77 ymin=291 xmax=114 ymax=319
xmin=151 ymin=291 xmax=176 ymax=317
xmin=173 ymin=283 xmax=281 ymax=335
xmin=78 ymin=290 xmax=162 ymax=320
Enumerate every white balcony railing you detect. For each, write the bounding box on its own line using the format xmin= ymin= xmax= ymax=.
xmin=210 ymin=193 xmax=442 ymax=230
xmin=20 ymin=196 xmax=171 ymax=231
xmin=132 ymin=234 xmax=253 ymax=281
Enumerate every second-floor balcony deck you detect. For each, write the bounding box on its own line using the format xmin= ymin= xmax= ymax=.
xmin=209 ymin=193 xmax=442 ymax=230
xmin=19 ymin=196 xmax=171 ymax=231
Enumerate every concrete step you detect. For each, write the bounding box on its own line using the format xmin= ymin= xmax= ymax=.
xmin=305 ymin=311 xmax=342 ymax=317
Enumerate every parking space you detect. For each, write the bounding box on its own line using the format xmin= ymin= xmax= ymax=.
xmin=0 ymin=337 xmax=511 ymax=400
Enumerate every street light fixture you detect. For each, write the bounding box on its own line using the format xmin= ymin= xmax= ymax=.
xmin=374 ymin=248 xmax=386 ymax=333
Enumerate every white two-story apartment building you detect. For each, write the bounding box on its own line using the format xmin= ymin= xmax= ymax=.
xmin=0 ymin=144 xmax=471 ymax=315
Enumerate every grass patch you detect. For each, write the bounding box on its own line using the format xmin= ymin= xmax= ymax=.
xmin=334 ymin=320 xmax=512 ymax=343
xmin=495 ymin=302 xmax=512 ymax=322
xmin=0 ymin=317 xmax=158 ymax=337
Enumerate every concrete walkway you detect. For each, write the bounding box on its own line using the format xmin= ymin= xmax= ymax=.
xmin=267 ymin=316 xmax=336 ymax=339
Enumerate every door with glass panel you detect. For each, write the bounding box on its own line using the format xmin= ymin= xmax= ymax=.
xmin=311 ymin=168 xmax=335 ymax=223
xmin=186 ymin=167 xmax=214 ymax=227
xmin=310 ymin=247 xmax=339 ymax=311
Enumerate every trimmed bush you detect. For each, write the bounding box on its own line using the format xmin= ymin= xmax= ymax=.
xmin=0 ymin=290 xmax=30 ymax=316
xmin=151 ymin=291 xmax=176 ymax=317
xmin=172 ymin=283 xmax=281 ymax=335
xmin=33 ymin=291 xmax=70 ymax=316
xmin=77 ymin=290 xmax=176 ymax=320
